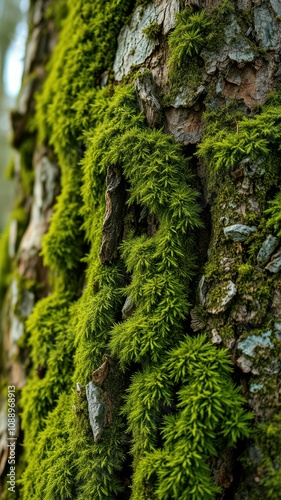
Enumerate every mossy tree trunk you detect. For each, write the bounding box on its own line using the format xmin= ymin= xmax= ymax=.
xmin=1 ymin=0 xmax=281 ymax=499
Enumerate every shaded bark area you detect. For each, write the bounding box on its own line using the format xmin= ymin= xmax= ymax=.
xmin=99 ymin=165 xmax=126 ymax=264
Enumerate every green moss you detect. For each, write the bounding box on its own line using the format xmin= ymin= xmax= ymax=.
xmin=127 ymin=335 xmax=251 ymax=500
xmin=252 ymin=415 xmax=281 ymax=499
xmin=36 ymin=0 xmax=134 ymax=277
xmin=19 ymin=1 xmax=253 ymax=498
xmin=80 ymin=85 xmax=249 ymax=498
xmin=265 ymin=191 xmax=281 ymax=237
xmin=169 ymin=10 xmax=213 ymax=69
xmin=21 ymin=393 xmax=77 ymax=500
xmin=219 ymin=325 xmax=235 ymax=340
xmin=197 ymin=96 xmax=281 ymax=273
xmin=41 ymin=169 xmax=85 ymax=276
xmin=165 ymin=9 xmax=209 ymax=104
xmin=20 ymin=2 xmax=136 ymax=498
xmin=197 ymin=100 xmax=281 ymax=173
xmin=201 ymin=102 xmax=244 ymax=139
xmin=142 ymin=22 xmax=161 ymax=40
xmin=85 ymin=88 xmax=202 ymax=366
xmin=162 ymin=58 xmax=204 ymax=107
xmin=20 ymin=80 xmax=251 ymax=499
xmin=237 ymin=263 xmax=253 ymax=279
xmin=164 ymin=3 xmax=233 ymax=105
xmin=21 ymin=293 xmax=75 ymax=455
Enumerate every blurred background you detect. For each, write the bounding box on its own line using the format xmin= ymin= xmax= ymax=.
xmin=0 ymin=0 xmax=29 ymax=233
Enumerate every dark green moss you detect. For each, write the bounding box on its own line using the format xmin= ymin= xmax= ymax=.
xmin=250 ymin=415 xmax=281 ymax=500
xmin=142 ymin=22 xmax=161 ymax=40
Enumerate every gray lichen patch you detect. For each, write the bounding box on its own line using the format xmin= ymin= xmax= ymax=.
xmin=257 ymin=235 xmax=279 ymax=264
xmin=240 ymin=158 xmax=265 ymax=179
xmin=86 ymin=381 xmax=105 ymax=442
xmin=122 ymin=296 xmax=135 ymax=319
xmin=263 ymin=359 xmax=281 ymax=374
xmin=250 ymin=382 xmax=264 ymax=393
xmin=202 ymin=15 xmax=254 ymax=75
xmin=237 ymin=330 xmax=273 ymax=358
xmin=134 ymin=71 xmax=162 ymax=128
xmin=275 ymin=322 xmax=281 ymax=340
xmin=198 ymin=275 xmax=208 ymax=306
xmin=254 ymin=3 xmax=280 ymax=49
xmin=224 ymin=224 xmax=257 ymax=242
xmin=170 ymin=84 xmax=206 ymax=109
xmin=113 ymin=0 xmax=179 ymax=81
xmin=237 ymin=355 xmax=253 ymax=373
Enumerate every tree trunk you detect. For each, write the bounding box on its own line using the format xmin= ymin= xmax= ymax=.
xmin=1 ymin=0 xmax=281 ymax=499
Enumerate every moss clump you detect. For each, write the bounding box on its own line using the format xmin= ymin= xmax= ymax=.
xmin=126 ymin=335 xmax=251 ymax=500
xmin=21 ymin=393 xmax=77 ymax=500
xmin=36 ymin=0 xmax=133 ymax=278
xmin=21 ymin=293 xmax=75 ymax=454
xmin=164 ymin=3 xmax=233 ymax=106
xmin=19 ymin=1 xmax=252 ymax=499
xmin=197 ymin=101 xmax=281 ymax=173
xmin=164 ymin=9 xmax=209 ymax=105
xmin=20 ymin=81 xmax=251 ymax=499
xmin=143 ymin=22 xmax=161 ymax=40
xmin=265 ymin=192 xmax=281 ymax=237
xmin=169 ymin=10 xmax=213 ymax=69
xmin=197 ymin=95 xmax=281 ymax=281
xmin=200 ymin=101 xmax=245 ymax=140
xmin=89 ymin=88 xmax=203 ymax=366
xmin=20 ymin=0 xmax=136 ymax=496
xmin=83 ymin=85 xmax=249 ymax=498
xmin=251 ymin=415 xmax=281 ymax=500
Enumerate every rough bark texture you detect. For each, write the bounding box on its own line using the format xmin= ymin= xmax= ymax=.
xmin=1 ymin=0 xmax=281 ymax=499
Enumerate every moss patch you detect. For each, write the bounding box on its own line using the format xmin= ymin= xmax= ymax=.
xmin=18 ymin=1 xmax=253 ymax=499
